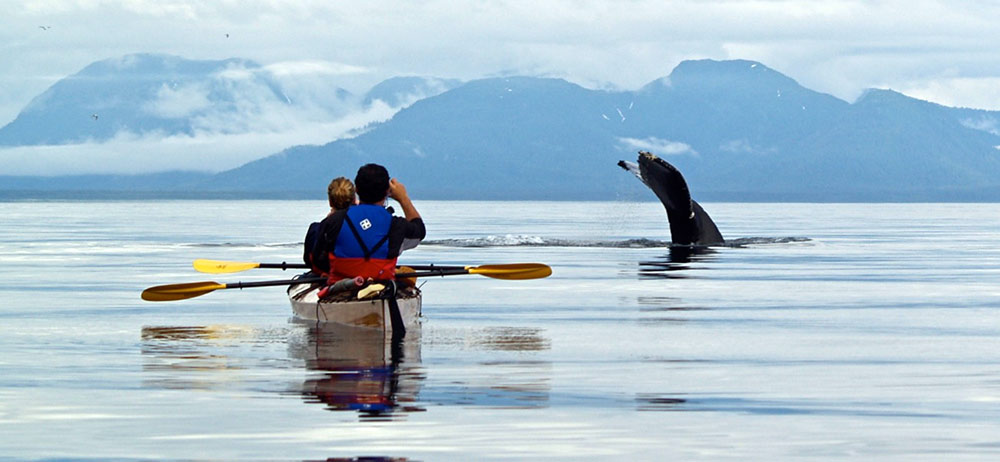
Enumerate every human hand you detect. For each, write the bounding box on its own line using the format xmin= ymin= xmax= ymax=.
xmin=388 ymin=178 xmax=409 ymax=201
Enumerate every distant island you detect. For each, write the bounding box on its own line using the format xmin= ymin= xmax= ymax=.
xmin=2 ymin=54 xmax=999 ymax=201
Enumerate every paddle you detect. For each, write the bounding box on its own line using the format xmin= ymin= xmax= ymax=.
xmin=192 ymin=259 xmax=470 ymax=274
xmin=143 ymin=263 xmax=551 ymax=302
xmin=404 ymin=263 xmax=552 ymax=280
xmin=141 ymin=276 xmax=327 ymax=302
xmin=193 ymin=259 xmax=544 ymax=276
xmin=193 ymin=259 xmax=309 ymax=274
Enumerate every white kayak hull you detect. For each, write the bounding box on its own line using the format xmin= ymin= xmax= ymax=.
xmin=288 ymin=283 xmax=421 ymax=332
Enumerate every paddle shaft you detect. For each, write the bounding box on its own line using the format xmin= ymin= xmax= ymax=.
xmin=403 ymin=269 xmax=474 ymax=278
xmin=401 ymin=264 xmax=551 ymax=280
xmin=202 ymin=267 xmax=535 ymax=288
xmin=258 ymin=262 xmax=309 ymax=270
xmin=274 ymin=269 xmax=516 ymax=282
xmin=224 ymin=276 xmax=325 ymax=289
xmin=253 ymin=263 xmax=466 ymax=272
xmin=193 ymin=259 xmax=465 ymax=274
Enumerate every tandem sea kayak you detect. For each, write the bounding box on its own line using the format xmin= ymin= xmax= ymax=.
xmin=287 ymin=280 xmax=421 ymax=333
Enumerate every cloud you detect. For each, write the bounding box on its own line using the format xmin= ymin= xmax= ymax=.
xmin=719 ymin=139 xmax=776 ymax=155
xmin=144 ymin=83 xmax=212 ymax=118
xmin=5 ymin=0 xmax=1000 ymax=177
xmin=618 ymin=137 xmax=698 ymax=156
xmin=142 ymin=60 xmax=362 ymax=134
xmin=720 ymin=139 xmax=754 ymax=154
xmin=896 ymin=77 xmax=1000 ymax=111
xmin=263 ymin=60 xmax=370 ymax=78
xmin=961 ymin=116 xmax=1000 ymax=136
xmin=6 ymin=1 xmax=1000 ymax=101
xmin=0 ymin=102 xmax=399 ymax=175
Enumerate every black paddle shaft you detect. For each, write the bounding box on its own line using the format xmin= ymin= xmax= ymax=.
xmin=224 ymin=277 xmax=325 ymax=289
xmin=258 ymin=262 xmax=309 ymax=270
xmin=220 ymin=269 xmax=468 ymax=291
xmin=400 ymin=269 xmax=470 ymax=278
xmin=234 ymin=262 xmax=458 ymax=272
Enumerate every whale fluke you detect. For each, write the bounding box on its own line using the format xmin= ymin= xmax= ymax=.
xmin=618 ymin=151 xmax=724 ymax=246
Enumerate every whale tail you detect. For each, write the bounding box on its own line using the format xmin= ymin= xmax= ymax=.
xmin=618 ymin=151 xmax=724 ymax=246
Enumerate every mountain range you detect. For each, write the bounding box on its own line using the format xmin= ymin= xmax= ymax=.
xmin=2 ymin=54 xmax=1000 ymax=201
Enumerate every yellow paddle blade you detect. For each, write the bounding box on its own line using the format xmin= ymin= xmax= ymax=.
xmin=193 ymin=259 xmax=261 ymax=274
xmin=141 ymin=281 xmax=227 ymax=302
xmin=468 ymin=263 xmax=552 ymax=280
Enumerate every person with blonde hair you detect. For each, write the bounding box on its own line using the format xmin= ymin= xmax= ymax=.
xmin=327 ymin=176 xmax=357 ymax=211
xmin=304 ymin=177 xmax=357 ymax=271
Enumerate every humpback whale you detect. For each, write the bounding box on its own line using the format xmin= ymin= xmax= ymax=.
xmin=618 ymin=151 xmax=724 ymax=246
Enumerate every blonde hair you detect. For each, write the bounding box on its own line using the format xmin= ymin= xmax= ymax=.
xmin=327 ymin=177 xmax=356 ymax=210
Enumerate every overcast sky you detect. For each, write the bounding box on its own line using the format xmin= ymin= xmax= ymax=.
xmin=2 ymin=0 xmax=999 ymax=174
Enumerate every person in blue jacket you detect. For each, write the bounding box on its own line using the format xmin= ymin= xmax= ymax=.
xmin=311 ymin=164 xmax=425 ymax=281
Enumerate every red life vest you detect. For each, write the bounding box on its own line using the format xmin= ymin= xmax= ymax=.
xmin=328 ymin=256 xmax=397 ymax=282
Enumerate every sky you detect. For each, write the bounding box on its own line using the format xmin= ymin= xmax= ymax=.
xmin=2 ymin=0 xmax=1000 ymax=174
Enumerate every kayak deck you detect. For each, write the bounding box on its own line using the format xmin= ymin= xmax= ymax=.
xmin=288 ymin=281 xmax=421 ymax=332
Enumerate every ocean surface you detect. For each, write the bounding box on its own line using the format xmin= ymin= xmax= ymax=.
xmin=1 ymin=200 xmax=999 ymax=461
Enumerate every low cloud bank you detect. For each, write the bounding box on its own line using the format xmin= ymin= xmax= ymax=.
xmin=0 ymin=102 xmax=397 ymax=176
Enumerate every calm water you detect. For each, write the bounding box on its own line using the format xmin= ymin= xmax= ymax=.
xmin=1 ymin=200 xmax=999 ymax=461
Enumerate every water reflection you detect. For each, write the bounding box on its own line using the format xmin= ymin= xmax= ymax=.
xmin=462 ymin=326 xmax=550 ymax=352
xmin=287 ymin=322 xmax=425 ymax=420
xmin=140 ymin=325 xmax=266 ymax=390
xmin=631 ymin=296 xmax=710 ymax=323
xmin=140 ymin=323 xmax=554 ymax=416
xmin=634 ymin=296 xmax=708 ymax=312
xmin=423 ymin=326 xmax=551 ymax=408
xmin=638 ymin=245 xmax=717 ymax=278
xmin=304 ymin=458 xmax=413 ymax=462
xmin=635 ymin=393 xmax=687 ymax=411
xmin=141 ymin=323 xmax=424 ymax=420
xmin=293 ymin=325 xmax=553 ymax=415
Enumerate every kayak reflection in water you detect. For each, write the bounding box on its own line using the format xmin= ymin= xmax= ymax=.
xmin=290 ymin=321 xmax=424 ymax=420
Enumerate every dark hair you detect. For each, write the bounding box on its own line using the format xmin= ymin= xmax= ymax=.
xmin=354 ymin=163 xmax=390 ymax=203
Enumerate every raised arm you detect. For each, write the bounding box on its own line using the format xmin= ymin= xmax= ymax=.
xmin=388 ymin=178 xmax=421 ymax=221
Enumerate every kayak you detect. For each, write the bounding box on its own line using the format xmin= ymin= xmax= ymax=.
xmin=287 ymin=280 xmax=421 ymax=332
